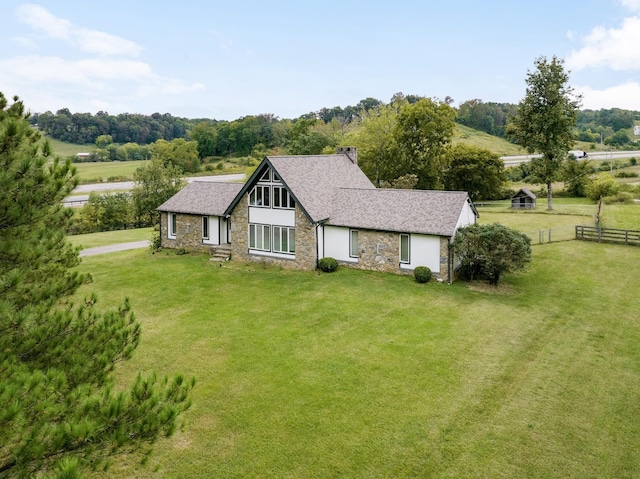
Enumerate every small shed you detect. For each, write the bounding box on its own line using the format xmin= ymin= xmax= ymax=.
xmin=511 ymin=188 xmax=536 ymax=209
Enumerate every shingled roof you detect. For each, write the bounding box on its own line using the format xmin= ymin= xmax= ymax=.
xmin=327 ymin=188 xmax=476 ymax=237
xmin=225 ymin=154 xmax=375 ymax=222
xmin=157 ymin=181 xmax=243 ymax=216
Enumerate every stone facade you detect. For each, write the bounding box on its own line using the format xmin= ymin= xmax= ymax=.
xmin=229 ymin=194 xmax=318 ymax=270
xmin=160 ymin=211 xmax=213 ymax=254
xmin=334 ymin=229 xmax=452 ymax=280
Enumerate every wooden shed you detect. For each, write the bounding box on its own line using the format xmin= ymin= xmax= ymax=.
xmin=511 ymin=188 xmax=536 ymax=209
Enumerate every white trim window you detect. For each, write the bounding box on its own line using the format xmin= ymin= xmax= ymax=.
xmin=350 ymin=229 xmax=359 ymax=258
xmin=249 ymin=224 xmax=271 ymax=251
xmin=202 ymin=216 xmax=209 ymax=241
xmin=273 ymin=226 xmax=295 ymax=254
xmin=168 ymin=213 xmax=177 ymax=239
xmin=273 ymin=186 xmax=295 ymax=209
xmin=400 ymin=233 xmax=410 ymax=264
xmin=249 ymin=185 xmax=270 ymax=207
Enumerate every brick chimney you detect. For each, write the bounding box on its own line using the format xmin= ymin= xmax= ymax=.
xmin=337 ymin=146 xmax=357 ymax=165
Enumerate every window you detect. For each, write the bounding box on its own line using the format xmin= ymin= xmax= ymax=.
xmin=400 ymin=234 xmax=410 ymax=263
xmin=350 ymin=230 xmax=359 ymax=258
xmin=168 ymin=213 xmax=177 ymax=238
xmin=259 ymin=168 xmax=271 ymax=182
xmin=273 ymin=186 xmax=295 ymax=209
xmin=249 ymin=224 xmax=271 ymax=251
xmin=202 ymin=216 xmax=209 ymax=240
xmin=273 ymin=226 xmax=295 ymax=254
xmin=249 ymin=185 xmax=270 ymax=207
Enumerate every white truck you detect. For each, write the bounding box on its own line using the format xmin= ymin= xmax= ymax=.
xmin=568 ymin=150 xmax=588 ymax=159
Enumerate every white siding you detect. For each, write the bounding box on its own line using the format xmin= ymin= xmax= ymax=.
xmin=323 ymin=226 xmax=357 ymax=263
xmin=203 ymin=216 xmax=220 ymax=245
xmin=249 ymin=207 xmax=295 ymax=227
xmin=455 ymin=200 xmax=477 ymax=230
xmin=400 ymin=234 xmax=441 ymax=273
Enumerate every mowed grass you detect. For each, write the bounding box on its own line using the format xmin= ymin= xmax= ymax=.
xmin=79 ymin=237 xmax=640 ymax=478
xmin=68 ymin=227 xmax=153 ymax=249
xmin=73 ymin=160 xmax=148 ymax=182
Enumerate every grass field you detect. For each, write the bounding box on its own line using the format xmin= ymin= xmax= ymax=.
xmin=73 ymin=160 xmax=148 ymax=182
xmin=453 ymin=124 xmax=526 ymax=156
xmin=68 ymin=227 xmax=153 ymax=249
xmin=75 ymin=211 xmax=640 ymax=478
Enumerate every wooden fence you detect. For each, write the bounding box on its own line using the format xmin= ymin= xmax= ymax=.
xmin=575 ymin=226 xmax=640 ymax=246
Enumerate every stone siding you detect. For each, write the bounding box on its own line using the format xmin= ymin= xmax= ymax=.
xmin=335 ymin=229 xmax=453 ymax=281
xmin=229 ymin=195 xmax=318 ymax=270
xmin=159 ymin=211 xmax=212 ymax=254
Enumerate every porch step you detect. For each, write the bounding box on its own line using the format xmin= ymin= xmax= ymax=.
xmin=210 ymin=244 xmax=232 ymax=262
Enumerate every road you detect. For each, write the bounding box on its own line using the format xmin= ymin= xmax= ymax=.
xmin=501 ymin=150 xmax=640 ymax=166
xmin=65 ymin=173 xmax=246 ymax=206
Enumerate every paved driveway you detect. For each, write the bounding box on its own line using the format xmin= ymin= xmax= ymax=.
xmin=79 ymin=240 xmax=150 ymax=257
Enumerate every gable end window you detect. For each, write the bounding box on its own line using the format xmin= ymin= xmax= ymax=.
xmin=400 ymin=234 xmax=410 ymax=263
xmin=273 ymin=226 xmax=295 ymax=254
xmin=168 ymin=213 xmax=177 ymax=239
xmin=249 ymin=185 xmax=270 ymax=207
xmin=273 ymin=186 xmax=295 ymax=209
xmin=350 ymin=230 xmax=359 ymax=258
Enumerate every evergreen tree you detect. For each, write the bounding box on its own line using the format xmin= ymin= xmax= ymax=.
xmin=0 ymin=93 xmax=194 ymax=478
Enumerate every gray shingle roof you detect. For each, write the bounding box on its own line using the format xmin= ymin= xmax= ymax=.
xmin=327 ymin=188 xmax=474 ymax=237
xmin=512 ymin=187 xmax=537 ymax=199
xmin=266 ymin=154 xmax=375 ymax=222
xmin=157 ymin=181 xmax=243 ymax=216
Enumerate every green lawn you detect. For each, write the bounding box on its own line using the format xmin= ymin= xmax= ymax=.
xmin=79 ymin=237 xmax=640 ymax=477
xmin=73 ymin=160 xmax=148 ymax=182
xmin=68 ymin=227 xmax=153 ymax=249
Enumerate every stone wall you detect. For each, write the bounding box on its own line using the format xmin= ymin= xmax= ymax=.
xmin=335 ymin=229 xmax=453 ymax=281
xmin=159 ymin=211 xmax=212 ymax=254
xmin=229 ymin=195 xmax=318 ymax=270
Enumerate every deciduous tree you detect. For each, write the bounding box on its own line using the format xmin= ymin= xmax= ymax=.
xmin=0 ymin=93 xmax=194 ymax=478
xmin=444 ymin=145 xmax=506 ymax=201
xmin=392 ymin=98 xmax=456 ymax=189
xmin=131 ymin=157 xmax=185 ymax=226
xmin=506 ymin=56 xmax=582 ymax=210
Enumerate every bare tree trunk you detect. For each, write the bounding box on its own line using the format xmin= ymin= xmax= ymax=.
xmin=547 ymin=181 xmax=553 ymax=210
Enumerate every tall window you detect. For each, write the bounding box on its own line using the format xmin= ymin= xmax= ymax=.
xmin=168 ymin=213 xmax=177 ymax=238
xmin=400 ymin=234 xmax=410 ymax=263
xmin=273 ymin=226 xmax=295 ymax=254
xmin=249 ymin=185 xmax=270 ymax=207
xmin=202 ymin=216 xmax=209 ymax=240
xmin=273 ymin=186 xmax=295 ymax=209
xmin=249 ymin=224 xmax=271 ymax=251
xmin=350 ymin=230 xmax=359 ymax=258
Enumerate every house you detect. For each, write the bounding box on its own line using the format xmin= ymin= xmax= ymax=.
xmin=157 ymin=147 xmax=478 ymax=282
xmin=511 ymin=188 xmax=536 ymax=209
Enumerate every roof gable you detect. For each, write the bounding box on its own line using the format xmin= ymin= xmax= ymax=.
xmin=157 ymin=181 xmax=243 ymax=216
xmin=225 ymin=154 xmax=375 ymax=222
xmin=327 ymin=188 xmax=476 ymax=237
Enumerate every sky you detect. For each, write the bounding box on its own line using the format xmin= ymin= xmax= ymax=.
xmin=1 ymin=0 xmax=640 ymax=121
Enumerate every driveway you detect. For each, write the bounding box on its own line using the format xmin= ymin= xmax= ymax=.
xmin=79 ymin=240 xmax=150 ymax=257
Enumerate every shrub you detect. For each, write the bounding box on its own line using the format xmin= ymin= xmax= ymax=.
xmin=318 ymin=257 xmax=339 ymax=272
xmin=603 ymin=192 xmax=635 ymax=205
xmin=413 ymin=266 xmax=432 ymax=284
xmin=614 ymin=171 xmax=638 ymax=178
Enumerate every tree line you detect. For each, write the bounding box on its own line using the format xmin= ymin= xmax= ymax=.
xmin=33 ymin=97 xmax=640 ymax=158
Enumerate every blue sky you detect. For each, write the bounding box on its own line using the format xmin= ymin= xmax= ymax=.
xmin=1 ymin=0 xmax=639 ymax=120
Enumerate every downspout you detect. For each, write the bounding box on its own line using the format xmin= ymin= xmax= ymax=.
xmin=447 ymin=237 xmax=452 ymax=285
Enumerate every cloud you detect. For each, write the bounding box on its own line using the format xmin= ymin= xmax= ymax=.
xmin=2 ymin=4 xmax=205 ymax=114
xmin=566 ymin=16 xmax=640 ymax=71
xmin=16 ymin=3 xmax=142 ymax=57
xmin=619 ymin=0 xmax=640 ymax=12
xmin=577 ymin=82 xmax=640 ymax=110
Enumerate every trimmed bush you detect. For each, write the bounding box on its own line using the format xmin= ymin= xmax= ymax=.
xmin=318 ymin=257 xmax=339 ymax=273
xmin=414 ymin=266 xmax=432 ymax=284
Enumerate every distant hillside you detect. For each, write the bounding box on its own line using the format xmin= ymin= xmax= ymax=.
xmin=453 ymin=124 xmax=525 ymax=156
